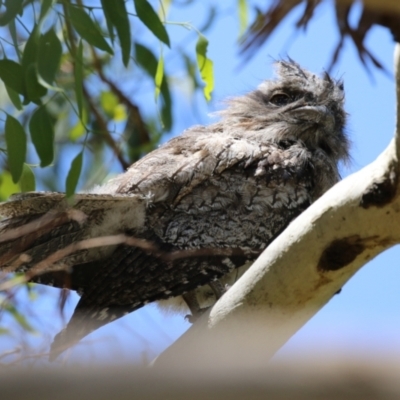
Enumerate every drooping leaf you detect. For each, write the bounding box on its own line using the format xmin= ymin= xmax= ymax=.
xmin=29 ymin=105 xmax=55 ymax=167
xmin=74 ymin=40 xmax=84 ymax=119
xmin=21 ymin=26 xmax=47 ymax=101
xmin=8 ymin=19 xmax=21 ymax=62
xmin=100 ymin=91 xmax=126 ymax=121
xmin=24 ymin=63 xmax=47 ymax=102
xmin=38 ymin=28 xmax=62 ymax=86
xmin=135 ymin=43 xmax=157 ymax=76
xmin=195 ymin=34 xmax=214 ymax=101
xmin=0 ymin=0 xmax=24 ymax=26
xmin=0 ymin=59 xmax=24 ymax=95
xmin=237 ymin=0 xmax=248 ymax=37
xmin=134 ymin=0 xmax=170 ymax=47
xmin=0 ymin=171 xmax=20 ymax=200
xmin=154 ymin=51 xmax=164 ymax=101
xmin=68 ymin=5 xmax=113 ymax=54
xmin=20 ymin=164 xmax=36 ymax=192
xmin=101 ymin=0 xmax=131 ymax=66
xmin=135 ymin=43 xmax=172 ymax=130
xmin=66 ymin=151 xmax=83 ymax=197
xmin=70 ymin=108 xmax=88 ymax=140
xmin=101 ymin=1 xmax=115 ymax=42
xmin=3 ymin=302 xmax=35 ymax=332
xmin=159 ymin=0 xmax=172 ymax=18
xmin=5 ymin=85 xmax=22 ymax=110
xmin=5 ymin=114 xmax=26 ymax=183
xmin=39 ymin=0 xmax=56 ymax=22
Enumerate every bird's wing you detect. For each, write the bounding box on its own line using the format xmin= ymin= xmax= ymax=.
xmin=49 ymin=140 xmax=317 ymax=359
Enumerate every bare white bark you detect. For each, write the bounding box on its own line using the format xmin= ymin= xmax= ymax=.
xmin=155 ymin=44 xmax=400 ymax=368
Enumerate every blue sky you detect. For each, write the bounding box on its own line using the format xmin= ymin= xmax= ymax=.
xmin=2 ymin=1 xmax=399 ymax=364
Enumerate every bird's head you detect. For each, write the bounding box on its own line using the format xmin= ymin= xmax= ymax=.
xmin=220 ymin=60 xmax=350 ymax=165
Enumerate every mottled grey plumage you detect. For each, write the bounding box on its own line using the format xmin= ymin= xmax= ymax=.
xmin=0 ymin=60 xmax=349 ymax=359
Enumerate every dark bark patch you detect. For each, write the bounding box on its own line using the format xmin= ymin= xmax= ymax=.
xmin=318 ymin=236 xmax=365 ymax=271
xmin=360 ymin=169 xmax=397 ymax=208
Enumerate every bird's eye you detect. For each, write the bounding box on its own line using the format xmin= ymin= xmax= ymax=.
xmin=269 ymin=93 xmax=291 ymax=106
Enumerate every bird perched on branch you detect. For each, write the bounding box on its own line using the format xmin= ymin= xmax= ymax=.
xmin=0 ymin=60 xmax=349 ymax=360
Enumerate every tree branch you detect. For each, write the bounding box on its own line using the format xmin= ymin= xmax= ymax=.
xmin=155 ymin=44 xmax=400 ymax=369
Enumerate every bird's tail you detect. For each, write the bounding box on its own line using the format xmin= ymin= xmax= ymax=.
xmin=0 ymin=192 xmax=145 ymax=288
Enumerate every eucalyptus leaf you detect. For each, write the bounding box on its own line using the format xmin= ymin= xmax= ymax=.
xmin=69 ymin=5 xmax=113 ymax=54
xmin=29 ymin=106 xmax=55 ymax=167
xmin=101 ymin=0 xmax=131 ymax=66
xmin=66 ymin=151 xmax=83 ymax=197
xmin=134 ymin=0 xmax=170 ymax=47
xmin=5 ymin=114 xmax=26 ymax=183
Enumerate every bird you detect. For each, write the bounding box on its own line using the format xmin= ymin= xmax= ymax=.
xmin=0 ymin=60 xmax=349 ymax=360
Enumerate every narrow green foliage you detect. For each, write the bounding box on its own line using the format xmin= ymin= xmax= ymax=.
xmin=238 ymin=0 xmax=248 ymax=37
xmin=8 ymin=20 xmax=21 ymax=62
xmin=101 ymin=0 xmax=131 ymax=66
xmin=68 ymin=4 xmax=113 ymax=54
xmin=195 ymin=34 xmax=214 ymax=101
xmin=38 ymin=28 xmax=62 ymax=86
xmin=135 ymin=44 xmax=172 ymax=130
xmin=21 ymin=26 xmax=47 ymax=102
xmin=134 ymin=0 xmax=170 ymax=47
xmin=5 ymin=86 xmax=22 ymax=110
xmin=5 ymin=114 xmax=26 ymax=183
xmin=0 ymin=59 xmax=24 ymax=95
xmin=155 ymin=51 xmax=164 ymax=101
xmin=39 ymin=0 xmax=56 ymax=22
xmin=29 ymin=106 xmax=55 ymax=167
xmin=74 ymin=40 xmax=84 ymax=119
xmin=66 ymin=151 xmax=83 ymax=197
xmin=2 ymin=302 xmax=35 ymax=332
xmin=20 ymin=164 xmax=36 ymax=192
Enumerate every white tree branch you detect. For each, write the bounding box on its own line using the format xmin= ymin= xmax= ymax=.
xmin=155 ymin=44 xmax=400 ymax=368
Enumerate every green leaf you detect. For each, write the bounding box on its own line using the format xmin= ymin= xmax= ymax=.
xmin=38 ymin=28 xmax=62 ymax=86
xmin=101 ymin=0 xmax=131 ymax=66
xmin=0 ymin=59 xmax=24 ymax=95
xmin=9 ymin=19 xmax=21 ymax=62
xmin=0 ymin=171 xmax=20 ymax=200
xmin=238 ymin=0 xmax=248 ymax=37
xmin=101 ymin=1 xmax=115 ymax=43
xmin=66 ymin=151 xmax=83 ymax=197
xmin=0 ymin=0 xmax=23 ymax=26
xmin=195 ymin=34 xmax=214 ymax=101
xmin=135 ymin=44 xmax=172 ymax=131
xmin=74 ymin=40 xmax=84 ymax=120
xmin=24 ymin=64 xmax=47 ymax=101
xmin=22 ymin=26 xmax=47 ymax=101
xmin=101 ymin=91 xmax=118 ymax=115
xmin=183 ymin=52 xmax=200 ymax=90
xmin=39 ymin=0 xmax=56 ymax=22
xmin=70 ymin=108 xmax=88 ymax=140
xmin=134 ymin=0 xmax=170 ymax=47
xmin=20 ymin=164 xmax=36 ymax=192
xmin=3 ymin=303 xmax=35 ymax=332
xmin=5 ymin=85 xmax=22 ymax=110
xmin=159 ymin=0 xmax=172 ymax=17
xmin=155 ymin=51 xmax=164 ymax=101
xmin=68 ymin=5 xmax=113 ymax=54
xmin=29 ymin=106 xmax=54 ymax=167
xmin=5 ymin=114 xmax=26 ymax=183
